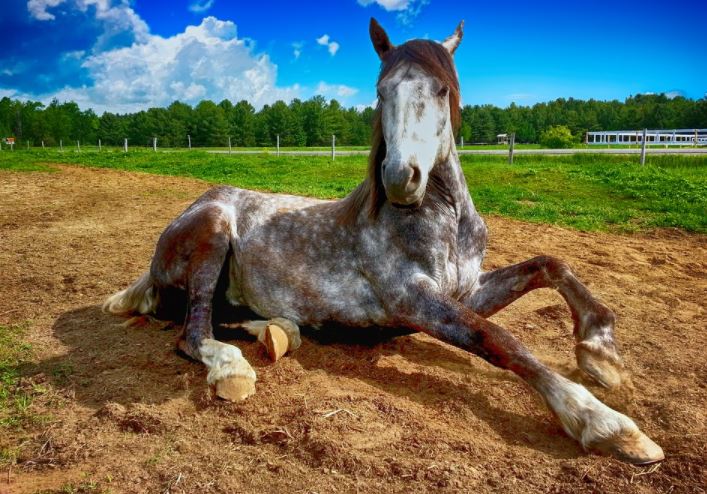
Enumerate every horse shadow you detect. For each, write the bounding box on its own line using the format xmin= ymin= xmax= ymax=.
xmin=43 ymin=304 xmax=582 ymax=460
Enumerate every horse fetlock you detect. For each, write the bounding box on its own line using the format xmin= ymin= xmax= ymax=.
xmin=199 ymin=339 xmax=256 ymax=402
xmin=576 ymin=335 xmax=623 ymax=388
xmin=546 ymin=377 xmax=663 ymax=464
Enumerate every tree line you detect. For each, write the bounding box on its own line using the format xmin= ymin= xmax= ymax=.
xmin=1 ymin=93 xmax=705 ymax=147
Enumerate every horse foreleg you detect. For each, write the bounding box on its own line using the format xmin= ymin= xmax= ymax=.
xmin=463 ymin=255 xmax=622 ymax=388
xmin=176 ymin=235 xmax=256 ymax=402
xmin=396 ymin=283 xmax=663 ymax=465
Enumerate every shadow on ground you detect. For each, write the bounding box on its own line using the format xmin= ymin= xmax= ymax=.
xmin=41 ymin=304 xmax=581 ymax=460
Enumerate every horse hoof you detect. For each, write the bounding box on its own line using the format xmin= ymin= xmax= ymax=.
xmin=215 ymin=375 xmax=256 ymax=402
xmin=268 ymin=318 xmax=301 ymax=351
xmin=591 ymin=429 xmax=665 ymax=465
xmin=576 ymin=344 xmax=622 ymax=389
xmin=264 ymin=323 xmax=289 ymax=362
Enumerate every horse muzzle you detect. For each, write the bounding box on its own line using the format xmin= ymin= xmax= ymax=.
xmin=382 ymin=161 xmax=426 ymax=207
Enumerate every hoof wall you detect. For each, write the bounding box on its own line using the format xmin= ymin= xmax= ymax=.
xmin=593 ymin=429 xmax=665 ymax=465
xmin=577 ymin=346 xmax=623 ymax=389
xmin=215 ymin=375 xmax=256 ymax=402
xmin=264 ymin=323 xmax=290 ymax=362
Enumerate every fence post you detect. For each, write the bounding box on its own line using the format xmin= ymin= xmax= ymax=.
xmin=276 ymin=134 xmax=280 ymax=157
xmin=640 ymin=128 xmax=647 ymax=166
xmin=331 ymin=134 xmax=336 ymax=160
xmin=27 ymin=141 xmax=30 ymax=150
xmin=695 ymin=129 xmax=699 ymax=147
xmin=153 ymin=137 xmax=157 ymax=152
xmin=77 ymin=140 xmax=80 ymax=153
xmin=98 ymin=139 xmax=101 ymax=151
xmin=228 ymin=136 xmax=232 ymax=155
xmin=60 ymin=139 xmax=63 ymax=152
xmin=460 ymin=136 xmax=464 ymax=148
xmin=508 ymin=132 xmax=515 ymax=164
xmin=42 ymin=140 xmax=45 ymax=150
xmin=124 ymin=138 xmax=128 ymax=153
xmin=187 ymin=134 xmax=191 ymax=150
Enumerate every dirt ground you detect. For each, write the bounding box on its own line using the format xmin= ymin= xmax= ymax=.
xmin=0 ymin=164 xmax=705 ymax=494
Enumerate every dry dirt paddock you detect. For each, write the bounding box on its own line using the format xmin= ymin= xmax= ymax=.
xmin=0 ymin=164 xmax=705 ymax=494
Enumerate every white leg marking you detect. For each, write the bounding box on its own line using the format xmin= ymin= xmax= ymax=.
xmin=199 ymin=339 xmax=256 ymax=385
xmin=543 ymin=375 xmax=637 ymax=448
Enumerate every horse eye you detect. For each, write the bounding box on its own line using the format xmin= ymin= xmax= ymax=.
xmin=376 ymin=90 xmax=384 ymax=101
xmin=437 ymin=86 xmax=449 ymax=98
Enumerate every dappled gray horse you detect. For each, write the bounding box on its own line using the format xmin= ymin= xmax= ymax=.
xmin=104 ymin=19 xmax=664 ymax=464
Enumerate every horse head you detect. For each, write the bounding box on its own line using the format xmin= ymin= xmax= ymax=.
xmin=370 ymin=18 xmax=463 ymax=208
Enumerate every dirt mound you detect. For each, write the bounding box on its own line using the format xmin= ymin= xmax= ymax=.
xmin=0 ymin=164 xmax=705 ymax=493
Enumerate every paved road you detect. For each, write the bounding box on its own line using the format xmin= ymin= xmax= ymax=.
xmin=207 ymin=148 xmax=707 ymax=156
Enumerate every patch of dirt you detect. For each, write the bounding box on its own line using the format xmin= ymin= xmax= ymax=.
xmin=0 ymin=164 xmax=705 ymax=493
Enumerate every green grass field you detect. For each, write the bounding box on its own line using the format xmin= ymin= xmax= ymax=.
xmin=1 ymin=149 xmax=705 ymax=233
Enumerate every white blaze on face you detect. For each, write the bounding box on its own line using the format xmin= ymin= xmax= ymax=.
xmin=378 ymin=63 xmax=453 ymax=206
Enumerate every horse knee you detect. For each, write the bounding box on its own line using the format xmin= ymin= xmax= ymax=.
xmin=535 ymin=255 xmax=572 ymax=285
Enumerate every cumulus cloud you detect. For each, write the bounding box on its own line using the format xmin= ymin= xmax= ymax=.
xmin=27 ymin=0 xmax=150 ymax=49
xmin=189 ymin=0 xmax=214 ymax=13
xmin=357 ymin=0 xmax=429 ymax=25
xmin=57 ymin=16 xmax=301 ymax=112
xmin=316 ymin=34 xmax=340 ymax=56
xmin=27 ymin=0 xmax=65 ymax=20
xmin=9 ymin=3 xmax=364 ymax=112
xmin=315 ymin=82 xmax=358 ymax=99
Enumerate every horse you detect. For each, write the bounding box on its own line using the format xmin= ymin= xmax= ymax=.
xmin=103 ymin=18 xmax=664 ymax=465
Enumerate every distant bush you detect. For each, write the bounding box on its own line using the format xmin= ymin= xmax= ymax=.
xmin=539 ymin=125 xmax=577 ymax=148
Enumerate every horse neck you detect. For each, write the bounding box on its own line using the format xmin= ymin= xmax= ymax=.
xmin=426 ymin=138 xmax=472 ymax=217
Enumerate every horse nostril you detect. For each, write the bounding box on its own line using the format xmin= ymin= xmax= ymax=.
xmin=408 ymin=165 xmax=422 ymax=190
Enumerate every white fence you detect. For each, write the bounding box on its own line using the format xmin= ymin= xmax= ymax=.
xmin=586 ymin=129 xmax=707 ymax=146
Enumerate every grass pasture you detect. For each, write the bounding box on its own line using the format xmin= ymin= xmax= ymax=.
xmin=1 ymin=149 xmax=704 ymax=233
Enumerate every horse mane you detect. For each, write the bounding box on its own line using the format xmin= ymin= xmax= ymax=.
xmin=337 ymin=40 xmax=461 ymax=225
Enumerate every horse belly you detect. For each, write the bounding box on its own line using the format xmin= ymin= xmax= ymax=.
xmin=231 ymin=244 xmax=385 ymax=328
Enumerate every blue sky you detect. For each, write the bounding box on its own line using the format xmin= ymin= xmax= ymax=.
xmin=1 ymin=0 xmax=705 ymax=113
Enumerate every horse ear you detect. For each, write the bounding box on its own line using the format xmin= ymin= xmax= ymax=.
xmin=369 ymin=18 xmax=394 ymax=60
xmin=442 ymin=20 xmax=464 ymax=55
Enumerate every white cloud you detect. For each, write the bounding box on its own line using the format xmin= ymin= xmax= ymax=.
xmin=292 ymin=41 xmax=303 ymax=60
xmin=189 ymin=0 xmax=214 ymax=13
xmin=316 ymin=34 xmax=340 ymax=56
xmin=27 ymin=0 xmax=150 ymax=50
xmin=10 ymin=17 xmax=300 ymax=113
xmin=315 ymin=82 xmax=358 ymax=99
xmin=27 ymin=0 xmax=65 ymax=20
xmin=357 ymin=0 xmax=429 ymax=25
xmin=355 ymin=98 xmax=378 ymax=112
xmin=357 ymin=0 xmax=409 ymax=11
xmin=14 ymin=5 xmax=367 ymax=112
xmin=71 ymin=17 xmax=301 ymax=112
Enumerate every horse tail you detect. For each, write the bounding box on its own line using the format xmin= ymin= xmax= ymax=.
xmin=102 ymin=272 xmax=158 ymax=316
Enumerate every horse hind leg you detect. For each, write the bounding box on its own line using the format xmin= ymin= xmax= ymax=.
xmin=464 ymin=255 xmax=623 ymax=388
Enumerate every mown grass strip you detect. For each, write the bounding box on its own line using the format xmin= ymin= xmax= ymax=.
xmin=1 ymin=149 xmax=705 ymax=233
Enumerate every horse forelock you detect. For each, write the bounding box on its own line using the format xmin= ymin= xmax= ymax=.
xmin=336 ymin=39 xmax=461 ymax=226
